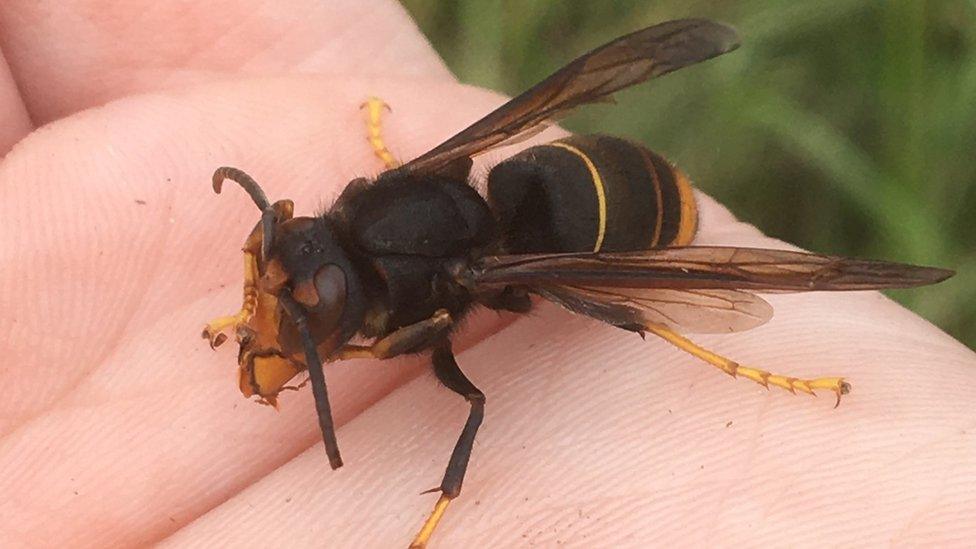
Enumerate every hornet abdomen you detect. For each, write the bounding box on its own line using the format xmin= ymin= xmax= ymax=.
xmin=487 ymin=134 xmax=697 ymax=253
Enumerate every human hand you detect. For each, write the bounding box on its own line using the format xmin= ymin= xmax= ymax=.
xmin=1 ymin=2 xmax=974 ymax=547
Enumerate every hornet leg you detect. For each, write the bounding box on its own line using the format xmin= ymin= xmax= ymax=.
xmin=645 ymin=324 xmax=850 ymax=407
xmin=338 ymin=309 xmax=453 ymax=360
xmin=360 ymin=96 xmax=399 ymax=169
xmin=410 ymin=340 xmax=485 ymax=548
xmin=201 ymin=252 xmax=261 ymax=348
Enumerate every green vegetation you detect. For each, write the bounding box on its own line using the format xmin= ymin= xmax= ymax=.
xmin=403 ymin=0 xmax=976 ymax=347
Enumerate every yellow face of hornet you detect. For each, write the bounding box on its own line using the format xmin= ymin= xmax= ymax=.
xmin=203 ymin=199 xmax=310 ymax=407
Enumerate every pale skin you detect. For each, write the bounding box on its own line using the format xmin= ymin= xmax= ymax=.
xmin=1 ymin=2 xmax=974 ymax=547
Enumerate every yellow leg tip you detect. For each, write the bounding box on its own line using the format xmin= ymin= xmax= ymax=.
xmin=360 ymin=96 xmax=392 ymax=113
xmin=361 ymin=96 xmax=399 ymax=169
xmin=410 ymin=494 xmax=452 ymax=549
xmin=202 ymin=314 xmax=246 ymax=348
xmin=203 ymin=252 xmax=261 ymax=349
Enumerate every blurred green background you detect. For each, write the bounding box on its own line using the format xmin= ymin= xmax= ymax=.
xmin=403 ymin=0 xmax=975 ymax=348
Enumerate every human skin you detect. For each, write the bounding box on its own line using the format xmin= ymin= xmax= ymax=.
xmin=1 ymin=1 xmax=974 ymax=547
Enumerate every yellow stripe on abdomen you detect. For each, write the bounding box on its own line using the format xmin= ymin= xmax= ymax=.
xmin=551 ymin=141 xmax=607 ymax=252
xmin=673 ymin=168 xmax=698 ymax=246
xmin=636 ymin=146 xmax=665 ymax=247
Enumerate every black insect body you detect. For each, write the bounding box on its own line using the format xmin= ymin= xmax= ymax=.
xmin=332 ymin=169 xmax=498 ymax=329
xmin=202 ymin=19 xmax=953 ymax=548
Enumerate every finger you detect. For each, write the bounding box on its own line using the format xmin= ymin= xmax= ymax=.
xmin=0 ymin=49 xmax=32 ymax=154
xmin=0 ymin=78 xmax=548 ymax=547
xmin=0 ymin=0 xmax=451 ymax=123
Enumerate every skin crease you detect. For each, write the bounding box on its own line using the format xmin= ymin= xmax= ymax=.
xmin=0 ymin=1 xmax=974 ymax=548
